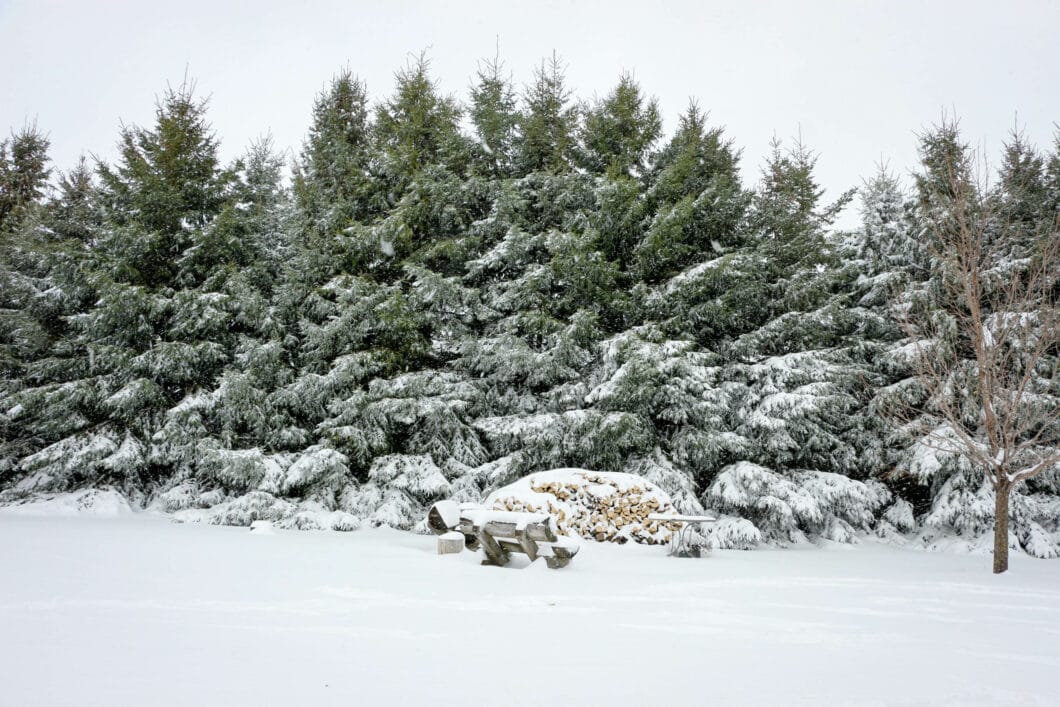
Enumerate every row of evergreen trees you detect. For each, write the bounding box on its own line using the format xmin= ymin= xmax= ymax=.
xmin=2 ymin=56 xmax=1058 ymax=554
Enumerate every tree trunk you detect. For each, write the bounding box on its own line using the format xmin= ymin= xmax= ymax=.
xmin=993 ymin=481 xmax=1011 ymax=574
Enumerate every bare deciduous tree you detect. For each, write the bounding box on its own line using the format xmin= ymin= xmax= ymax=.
xmin=900 ymin=152 xmax=1060 ymax=573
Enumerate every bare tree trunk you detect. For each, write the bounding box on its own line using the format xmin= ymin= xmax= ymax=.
xmin=993 ymin=481 xmax=1011 ymax=574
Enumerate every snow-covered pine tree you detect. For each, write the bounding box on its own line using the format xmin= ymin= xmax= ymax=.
xmin=468 ymin=54 xmax=518 ymax=179
xmin=0 ymin=124 xmax=51 ymax=233
xmin=1046 ymin=129 xmax=1060 ymax=216
xmin=11 ymin=81 xmax=289 ymax=501
xmin=633 ymin=104 xmax=748 ymax=287
xmin=1 ymin=125 xmax=53 ymax=387
xmin=1 ymin=125 xmax=54 ymax=481
xmin=578 ymin=73 xmax=662 ymax=179
xmin=515 ymin=53 xmax=579 ymax=175
xmin=685 ymin=138 xmax=890 ymax=545
xmin=0 ymin=158 xmax=104 ymax=473
xmin=842 ymin=166 xmax=935 ymax=539
xmin=374 ymin=54 xmax=469 ymax=191
xmin=293 ymin=68 xmax=375 ymax=260
xmin=260 ymin=60 xmax=491 ymax=527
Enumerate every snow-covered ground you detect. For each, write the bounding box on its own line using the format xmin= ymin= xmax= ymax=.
xmin=2 ymin=510 xmax=1059 ymax=706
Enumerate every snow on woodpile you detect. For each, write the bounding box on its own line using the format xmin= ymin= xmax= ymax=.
xmin=485 ymin=468 xmax=682 ymax=544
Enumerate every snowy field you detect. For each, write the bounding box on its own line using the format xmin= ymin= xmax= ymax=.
xmin=2 ymin=511 xmax=1059 ymax=706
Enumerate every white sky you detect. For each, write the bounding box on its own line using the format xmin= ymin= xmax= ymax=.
xmin=1 ymin=0 xmax=1058 ymax=227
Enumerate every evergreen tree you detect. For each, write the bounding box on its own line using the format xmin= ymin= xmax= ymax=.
xmin=14 ymin=80 xmax=264 ymax=493
xmin=647 ymin=102 xmax=741 ymax=204
xmin=753 ymin=136 xmax=851 ymax=278
xmin=0 ymin=155 xmax=105 ymax=487
xmin=1046 ymin=129 xmax=1060 ymax=215
xmin=579 ymin=73 xmax=662 ymax=179
xmin=853 ymin=167 xmax=925 ymax=280
xmin=374 ymin=54 xmax=467 ymax=184
xmin=468 ymin=54 xmax=518 ymax=178
xmin=97 ymin=80 xmax=229 ymax=289
xmin=294 ymin=69 xmax=374 ymax=251
xmin=897 ymin=121 xmax=1060 ymax=565
xmin=632 ymin=105 xmax=748 ymax=285
xmin=516 ymin=53 xmax=579 ymax=174
xmin=0 ymin=124 xmax=51 ymax=233
xmin=993 ymin=129 xmax=1049 ymax=253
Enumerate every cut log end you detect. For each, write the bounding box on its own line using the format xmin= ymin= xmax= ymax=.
xmin=437 ymin=531 xmax=465 ymax=555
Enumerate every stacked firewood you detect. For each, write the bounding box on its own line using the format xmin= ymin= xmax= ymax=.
xmin=486 ymin=470 xmax=682 ymax=544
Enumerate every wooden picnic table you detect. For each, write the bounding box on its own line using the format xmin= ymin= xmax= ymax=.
xmin=427 ymin=501 xmax=580 ymax=569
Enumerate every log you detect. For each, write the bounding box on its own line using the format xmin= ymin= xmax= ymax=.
xmin=437 ymin=531 xmax=465 ymax=555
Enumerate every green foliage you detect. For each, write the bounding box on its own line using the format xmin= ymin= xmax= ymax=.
xmin=516 ymin=53 xmax=579 ymax=175
xmin=647 ymin=103 xmax=740 ymax=205
xmin=0 ymin=123 xmax=51 ymax=233
xmin=99 ymin=81 xmax=227 ymax=238
xmin=579 ymin=73 xmax=662 ymax=178
xmin=374 ymin=54 xmax=468 ymax=183
xmin=294 ymin=70 xmax=375 ymax=250
xmin=469 ymin=55 xmax=518 ymax=177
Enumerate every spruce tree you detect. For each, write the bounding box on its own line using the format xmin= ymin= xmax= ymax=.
xmin=895 ymin=121 xmax=1060 ymax=563
xmin=579 ymin=73 xmax=662 ymax=179
xmin=0 ymin=124 xmax=51 ymax=233
xmin=632 ymin=105 xmax=748 ymax=285
xmin=516 ymin=53 xmax=579 ymax=175
xmin=35 ymin=80 xmax=253 ymax=491
xmin=294 ymin=69 xmax=374 ymax=253
xmin=993 ymin=129 xmax=1048 ymax=252
xmin=374 ymin=54 xmax=468 ymax=185
xmin=468 ymin=55 xmax=518 ymax=178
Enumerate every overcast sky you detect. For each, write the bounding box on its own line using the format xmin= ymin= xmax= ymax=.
xmin=2 ymin=0 xmax=1057 ymax=227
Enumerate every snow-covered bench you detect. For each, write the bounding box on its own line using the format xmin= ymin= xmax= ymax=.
xmin=427 ymin=501 xmax=580 ymax=569
xmin=647 ymin=513 xmax=717 ymax=557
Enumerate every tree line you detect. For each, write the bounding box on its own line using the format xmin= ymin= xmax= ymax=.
xmin=1 ymin=55 xmax=1057 ymax=571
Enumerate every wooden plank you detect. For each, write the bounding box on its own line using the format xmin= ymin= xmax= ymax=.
xmin=551 ymin=539 xmax=579 ymax=559
xmin=481 ymin=520 xmax=518 ymax=538
xmin=647 ymin=513 xmax=717 ymax=523
xmin=526 ymin=521 xmax=558 ymax=543
xmin=481 ymin=519 xmax=557 ymax=542
xmin=456 ymin=518 xmax=481 ymax=550
xmin=476 ymin=528 xmax=510 ymax=567
xmin=517 ymin=531 xmax=539 ymax=561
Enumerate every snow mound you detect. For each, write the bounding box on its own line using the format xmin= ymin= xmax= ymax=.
xmin=485 ymin=468 xmax=681 ymax=544
xmin=0 ymin=488 xmax=133 ymax=516
xmin=249 ymin=520 xmax=275 ymax=535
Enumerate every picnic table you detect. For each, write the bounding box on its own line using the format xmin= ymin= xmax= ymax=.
xmin=647 ymin=513 xmax=717 ymax=557
xmin=427 ymin=501 xmax=580 ymax=569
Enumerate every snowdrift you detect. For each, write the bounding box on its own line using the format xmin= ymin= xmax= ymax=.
xmin=0 ymin=488 xmax=132 ymax=516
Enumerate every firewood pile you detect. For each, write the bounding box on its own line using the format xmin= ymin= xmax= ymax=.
xmin=484 ymin=469 xmax=683 ymax=544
